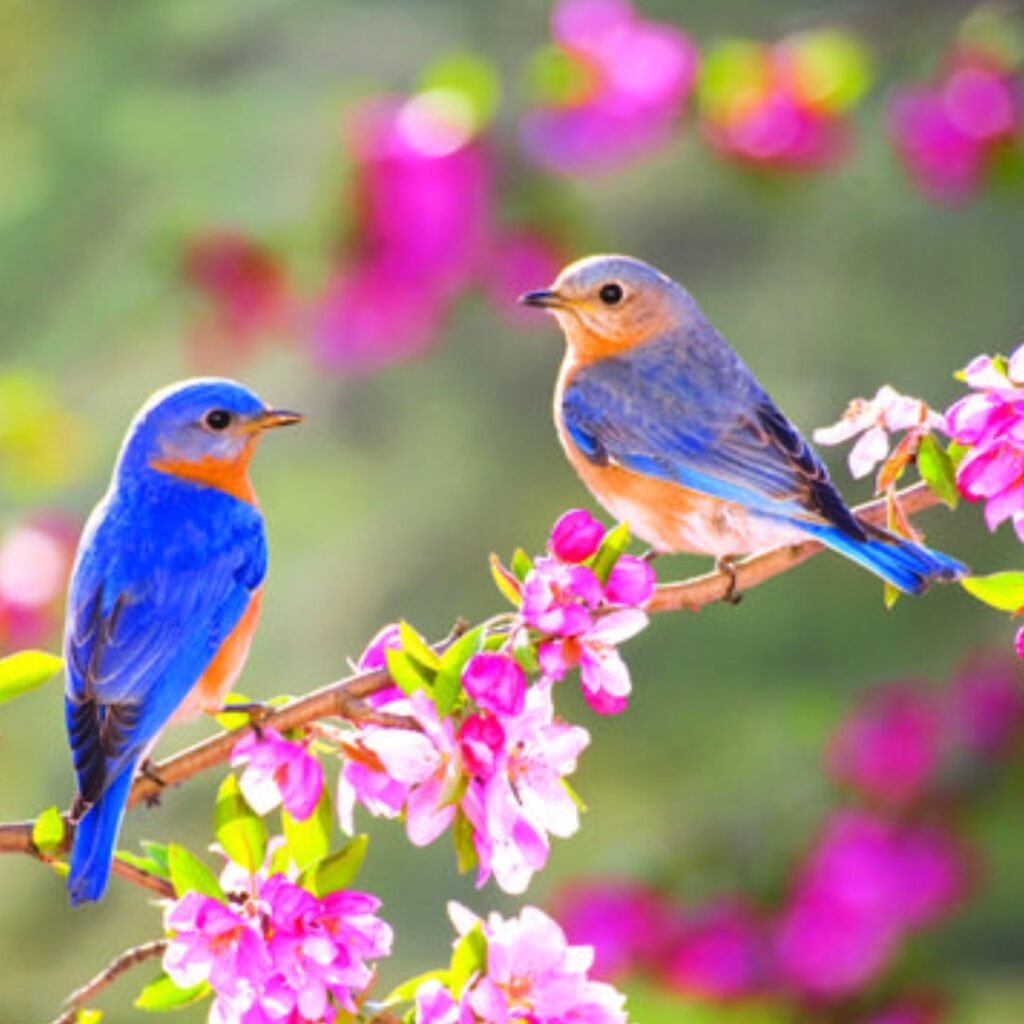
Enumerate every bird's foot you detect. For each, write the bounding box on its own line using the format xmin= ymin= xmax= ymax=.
xmin=138 ymin=759 xmax=167 ymax=807
xmin=716 ymin=556 xmax=743 ymax=605
xmin=219 ymin=700 xmax=271 ymax=738
xmin=69 ymin=793 xmax=91 ymax=824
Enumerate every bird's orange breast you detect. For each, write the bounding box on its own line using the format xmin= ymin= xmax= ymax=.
xmin=150 ymin=444 xmax=258 ymax=505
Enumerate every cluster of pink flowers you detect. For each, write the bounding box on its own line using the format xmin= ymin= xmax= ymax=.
xmin=889 ymin=46 xmax=1022 ymax=203
xmin=336 ymin=510 xmax=651 ymax=893
xmin=698 ymin=30 xmax=871 ymax=171
xmin=553 ymin=660 xmax=1024 ymax=1020
xmin=232 ymin=727 xmax=326 ymax=820
xmin=163 ymin=861 xmax=392 ymax=1024
xmin=814 ymin=385 xmax=946 ymax=484
xmin=946 ymin=346 xmax=1024 ymax=540
xmin=411 ymin=903 xmax=628 ymax=1024
xmin=521 ymin=0 xmax=698 ymax=173
xmin=0 ymin=515 xmax=77 ymax=652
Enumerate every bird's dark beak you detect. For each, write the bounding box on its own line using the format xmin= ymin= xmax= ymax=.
xmin=518 ymin=288 xmax=565 ymax=310
xmin=252 ymin=409 xmax=304 ymax=432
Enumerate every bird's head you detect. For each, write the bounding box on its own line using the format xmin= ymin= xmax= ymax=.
xmin=117 ymin=378 xmax=302 ymax=501
xmin=520 ymin=254 xmax=699 ymax=360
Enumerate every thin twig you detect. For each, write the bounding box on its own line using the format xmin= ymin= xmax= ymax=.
xmin=0 ymin=481 xmax=949 ymax=893
xmin=50 ymin=940 xmax=167 ymax=1024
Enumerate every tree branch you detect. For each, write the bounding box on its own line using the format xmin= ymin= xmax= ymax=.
xmin=50 ymin=940 xmax=167 ymax=1024
xmin=0 ymin=481 xmax=949 ymax=893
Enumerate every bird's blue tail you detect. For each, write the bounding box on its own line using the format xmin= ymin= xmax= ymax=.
xmin=803 ymin=521 xmax=966 ymax=595
xmin=68 ymin=762 xmax=134 ymax=906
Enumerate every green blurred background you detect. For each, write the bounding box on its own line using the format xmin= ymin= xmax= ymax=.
xmin=2 ymin=1 xmax=1024 ymax=1021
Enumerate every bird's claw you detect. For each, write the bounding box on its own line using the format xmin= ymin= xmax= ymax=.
xmin=138 ymin=759 xmax=167 ymax=807
xmin=219 ymin=700 xmax=271 ymax=738
xmin=716 ymin=556 xmax=743 ymax=605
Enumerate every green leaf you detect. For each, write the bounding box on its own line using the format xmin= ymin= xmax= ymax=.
xmin=961 ymin=572 xmax=1024 ymax=612
xmin=489 ymin=554 xmax=523 ymax=607
xmin=213 ymin=774 xmax=267 ymax=873
xmin=299 ymin=834 xmax=369 ymax=897
xmin=434 ymin=626 xmax=484 ymax=717
xmin=385 ymin=647 xmax=434 ymax=698
xmin=420 ymin=52 xmax=501 ymax=128
xmin=142 ymin=841 xmax=171 ymax=877
xmin=917 ymin=434 xmax=959 ymax=509
xmin=590 ymin=521 xmax=630 ymax=584
xmin=166 ymin=844 xmax=225 ymax=901
xmin=400 ymin=620 xmax=441 ymax=672
xmin=883 ymin=581 xmax=900 ymax=610
xmin=32 ymin=805 xmax=65 ymax=853
xmin=384 ymin=969 xmax=452 ymax=1006
xmin=947 ymin=441 xmax=969 ymax=469
xmin=118 ymin=840 xmax=171 ymax=880
xmin=282 ymin=788 xmax=332 ymax=872
xmin=135 ymin=974 xmax=211 ymax=1011
xmin=75 ymin=1011 xmax=103 ymax=1024
xmin=0 ymin=650 xmax=63 ymax=706
xmin=449 ymin=922 xmax=487 ymax=997
xmin=452 ymin=808 xmax=478 ymax=875
xmin=214 ymin=691 xmax=254 ymax=731
xmin=510 ymin=547 xmax=534 ymax=583
xmin=511 ymin=632 xmax=540 ymax=675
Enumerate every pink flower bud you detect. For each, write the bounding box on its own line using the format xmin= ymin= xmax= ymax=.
xmin=549 ymin=509 xmax=606 ymax=563
xmin=462 ymin=652 xmax=527 ymax=717
xmin=604 ymin=555 xmax=656 ymax=605
xmin=458 ymin=712 xmax=506 ymax=778
xmin=359 ymin=623 xmax=403 ymax=671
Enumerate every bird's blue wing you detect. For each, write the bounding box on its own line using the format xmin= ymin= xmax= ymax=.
xmin=562 ymin=337 xmax=865 ymax=540
xmin=64 ymin=486 xmax=266 ymax=804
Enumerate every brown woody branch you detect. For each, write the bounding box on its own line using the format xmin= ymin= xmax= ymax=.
xmin=0 ymin=481 xmax=946 ymax=891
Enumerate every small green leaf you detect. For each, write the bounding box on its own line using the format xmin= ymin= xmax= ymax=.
xmin=135 ymin=974 xmax=211 ymax=1011
xmin=167 ymin=844 xmax=225 ymax=901
xmin=489 ymin=554 xmax=523 ymax=607
xmin=510 ymin=548 xmax=534 ymax=582
xmin=399 ymin=620 xmax=441 ymax=672
xmin=883 ymin=581 xmax=900 ymax=610
xmin=434 ymin=626 xmax=484 ymax=717
xmin=384 ymin=969 xmax=452 ymax=1006
xmin=590 ymin=521 xmax=630 ymax=584
xmin=32 ymin=805 xmax=65 ymax=853
xmin=561 ymin=777 xmax=587 ymax=813
xmin=947 ymin=441 xmax=969 ymax=469
xmin=917 ymin=434 xmax=959 ymax=509
xmin=118 ymin=840 xmax=172 ymax=879
xmin=511 ymin=632 xmax=540 ymax=675
xmin=385 ymin=647 xmax=434 ymax=698
xmin=76 ymin=1010 xmax=103 ymax=1024
xmin=282 ymin=788 xmax=332 ymax=872
xmin=214 ymin=691 xmax=254 ymax=731
xmin=420 ymin=52 xmax=501 ymax=128
xmin=142 ymin=841 xmax=171 ymax=877
xmin=0 ymin=650 xmax=63 ymax=706
xmin=961 ymin=572 xmax=1024 ymax=612
xmin=452 ymin=808 xmax=478 ymax=875
xmin=449 ymin=922 xmax=487 ymax=997
xmin=299 ymin=834 xmax=369 ymax=897
xmin=213 ymin=774 xmax=267 ymax=873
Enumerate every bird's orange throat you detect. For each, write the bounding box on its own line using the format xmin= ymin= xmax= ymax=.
xmin=150 ymin=442 xmax=259 ymax=505
xmin=557 ymin=315 xmax=630 ymax=367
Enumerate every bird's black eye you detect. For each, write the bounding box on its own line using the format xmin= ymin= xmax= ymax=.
xmin=204 ymin=409 xmax=233 ymax=432
xmin=599 ymin=282 xmax=624 ymax=306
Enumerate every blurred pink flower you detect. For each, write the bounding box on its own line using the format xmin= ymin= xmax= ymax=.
xmin=946 ymin=343 xmax=1024 ymax=540
xmin=777 ymin=811 xmax=967 ymax=997
xmin=889 ymin=54 xmax=1021 ymax=203
xmin=485 ymin=229 xmax=564 ymax=326
xmin=660 ymin=901 xmax=773 ymax=1002
xmin=866 ymin=999 xmax=944 ymax=1024
xmin=552 ymin=880 xmax=668 ymax=980
xmin=462 ymin=652 xmax=527 ymax=717
xmin=446 ymin=903 xmax=629 ymax=1024
xmin=521 ymin=0 xmax=698 ymax=173
xmin=231 ymin=727 xmax=325 ymax=820
xmin=827 ymin=683 xmax=946 ymax=806
xmin=814 ymin=386 xmax=945 ymax=480
xmin=549 ymin=508 xmax=606 ymax=563
xmin=950 ymin=659 xmax=1024 ymax=755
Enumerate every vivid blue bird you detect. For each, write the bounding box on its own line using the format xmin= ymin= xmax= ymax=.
xmin=521 ymin=255 xmax=965 ymax=595
xmin=64 ymin=378 xmax=301 ymax=905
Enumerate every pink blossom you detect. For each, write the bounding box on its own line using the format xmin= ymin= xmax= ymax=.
xmin=553 ymin=880 xmax=668 ymax=980
xmin=358 ymin=623 xmax=403 ymax=673
xmin=522 ymin=557 xmax=604 ymax=636
xmin=538 ymin=609 xmax=648 ymax=714
xmin=414 ymin=979 xmax=467 ymax=1024
xmin=813 ymin=385 xmax=944 ymax=479
xmin=950 ymin=660 xmax=1024 ymax=755
xmin=462 ymin=652 xmax=527 ymax=717
xmin=232 ymin=727 xmax=325 ymax=820
xmin=549 ymin=508 xmax=606 ymax=563
xmin=485 ymin=229 xmax=564 ymax=327
xmin=458 ymin=713 xmax=506 ymax=780
xmin=777 ymin=811 xmax=967 ymax=997
xmin=827 ymin=683 xmax=946 ymax=806
xmin=866 ymin=1000 xmax=944 ymax=1024
xmin=889 ymin=55 xmax=1021 ymax=204
xmin=448 ymin=903 xmax=629 ymax=1024
xmin=946 ymin=343 xmax=1024 ymax=540
xmin=603 ymin=555 xmax=655 ymax=606
xmin=660 ymin=901 xmax=772 ymax=1002
xmin=521 ymin=0 xmax=698 ymax=173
